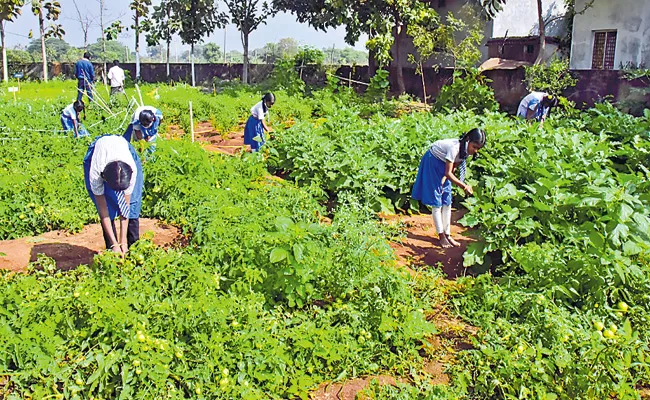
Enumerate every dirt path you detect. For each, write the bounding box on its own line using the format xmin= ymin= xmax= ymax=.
xmin=0 ymin=219 xmax=181 ymax=272
xmin=384 ymin=210 xmax=474 ymax=279
xmin=167 ymin=122 xmax=247 ymax=155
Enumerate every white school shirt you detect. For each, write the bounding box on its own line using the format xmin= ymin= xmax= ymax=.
xmin=250 ymin=101 xmax=266 ymax=121
xmin=89 ymin=136 xmax=137 ymax=196
xmin=62 ymin=103 xmax=78 ymax=120
xmin=429 ymin=138 xmax=465 ymax=164
xmin=132 ymin=106 xmax=159 ymax=126
xmin=517 ymin=91 xmax=547 ymax=119
xmin=107 ymin=66 xmax=125 ymax=87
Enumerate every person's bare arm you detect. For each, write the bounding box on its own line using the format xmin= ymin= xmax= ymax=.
xmin=96 ymin=195 xmax=121 ymax=252
xmin=445 ymin=161 xmax=473 ymax=195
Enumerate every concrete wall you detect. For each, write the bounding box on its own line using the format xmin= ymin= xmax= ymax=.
xmin=491 ymin=0 xmax=569 ymax=37
xmin=570 ymin=0 xmax=650 ymax=69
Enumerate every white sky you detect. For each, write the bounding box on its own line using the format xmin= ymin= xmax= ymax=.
xmin=4 ymin=0 xmax=368 ymax=55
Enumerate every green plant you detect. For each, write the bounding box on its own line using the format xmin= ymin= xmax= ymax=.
xmin=433 ymin=68 xmax=499 ymax=113
xmin=524 ymin=58 xmax=577 ymax=95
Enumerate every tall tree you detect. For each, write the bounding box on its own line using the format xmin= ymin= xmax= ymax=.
xmin=130 ymin=0 xmax=151 ymax=81
xmin=173 ymin=0 xmax=226 ymax=86
xmin=145 ymin=0 xmax=180 ymax=79
xmin=203 ymin=42 xmax=222 ymax=63
xmin=70 ymin=0 xmax=94 ymax=49
xmin=31 ymin=0 xmax=64 ymax=82
xmin=0 ymin=0 xmax=24 ymax=83
xmin=274 ymin=0 xmax=437 ymax=94
xmin=223 ymin=0 xmax=276 ymax=84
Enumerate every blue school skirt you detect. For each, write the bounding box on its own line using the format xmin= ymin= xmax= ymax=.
xmin=83 ymin=135 xmax=144 ymax=220
xmin=243 ymin=116 xmax=265 ymax=152
xmin=411 ymin=150 xmax=452 ymax=208
xmin=61 ymin=115 xmax=89 ymax=137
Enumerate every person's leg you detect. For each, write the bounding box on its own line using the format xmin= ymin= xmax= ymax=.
xmin=102 ymin=219 xmax=118 ymax=249
xmin=441 ymin=181 xmax=459 ymax=247
xmin=127 ymin=218 xmax=140 ymax=248
xmin=86 ymin=81 xmax=94 ymax=102
xmin=77 ymin=80 xmax=84 ymax=102
xmin=432 ymin=207 xmax=452 ymax=248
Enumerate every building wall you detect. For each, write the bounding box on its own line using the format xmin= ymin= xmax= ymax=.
xmin=491 ymin=0 xmax=569 ymax=38
xmin=570 ymin=0 xmax=650 ymax=69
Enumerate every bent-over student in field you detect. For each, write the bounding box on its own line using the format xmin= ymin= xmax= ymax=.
xmin=61 ymin=100 xmax=88 ymax=138
xmin=516 ymin=91 xmax=558 ymax=126
xmin=411 ymin=129 xmax=486 ymax=248
xmin=83 ymin=135 xmax=144 ymax=255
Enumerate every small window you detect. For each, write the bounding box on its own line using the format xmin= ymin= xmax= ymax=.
xmin=525 ymin=45 xmax=535 ymax=54
xmin=438 ymin=0 xmax=446 ymax=8
xmin=592 ymin=30 xmax=617 ymax=69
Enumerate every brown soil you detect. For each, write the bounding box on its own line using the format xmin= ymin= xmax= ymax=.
xmin=383 ymin=210 xmax=475 ymax=279
xmin=310 ymin=375 xmax=408 ymax=400
xmin=166 ymin=122 xmax=247 ymax=155
xmin=0 ymin=219 xmax=181 ymax=272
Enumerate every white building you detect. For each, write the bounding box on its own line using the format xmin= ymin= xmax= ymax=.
xmin=570 ymin=0 xmax=650 ymax=70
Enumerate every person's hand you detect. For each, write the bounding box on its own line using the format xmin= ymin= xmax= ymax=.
xmin=463 ymin=184 xmax=474 ymax=196
xmin=120 ymin=243 xmax=129 ymax=256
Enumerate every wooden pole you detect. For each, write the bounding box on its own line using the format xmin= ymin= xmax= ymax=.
xmin=189 ymin=101 xmax=194 ymax=143
xmin=348 ymin=71 xmax=352 ymax=89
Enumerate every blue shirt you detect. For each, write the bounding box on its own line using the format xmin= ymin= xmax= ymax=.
xmin=75 ymin=59 xmax=95 ymax=82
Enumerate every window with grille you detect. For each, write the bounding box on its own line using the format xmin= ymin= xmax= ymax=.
xmin=592 ymin=31 xmax=617 ymax=69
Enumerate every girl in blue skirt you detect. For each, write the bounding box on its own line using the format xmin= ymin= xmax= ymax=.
xmin=84 ymin=135 xmax=144 ymax=254
xmin=412 ymin=128 xmax=486 ymax=248
xmin=244 ymin=93 xmax=275 ymax=152
xmin=61 ymin=100 xmax=89 ymax=138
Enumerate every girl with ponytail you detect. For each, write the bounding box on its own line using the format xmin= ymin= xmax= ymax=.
xmin=412 ymin=128 xmax=486 ymax=248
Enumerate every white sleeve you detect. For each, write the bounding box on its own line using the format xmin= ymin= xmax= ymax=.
xmin=444 ymin=144 xmax=458 ymax=163
xmin=252 ymin=102 xmax=265 ymax=120
xmin=107 ymin=68 xmax=113 ymax=80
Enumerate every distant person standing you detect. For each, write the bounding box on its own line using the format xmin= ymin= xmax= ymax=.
xmin=107 ymin=60 xmax=126 ymax=98
xmin=75 ymin=52 xmax=95 ymax=102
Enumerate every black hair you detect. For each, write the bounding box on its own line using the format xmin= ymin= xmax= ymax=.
xmin=73 ymin=100 xmax=85 ymax=112
xmin=84 ymin=52 xmax=91 ymax=59
xmin=139 ymin=109 xmax=155 ymax=127
xmin=113 ymin=60 xmax=120 ymax=66
xmin=262 ymin=93 xmax=275 ymax=112
xmin=459 ymin=128 xmax=487 ymax=160
xmin=102 ymin=161 xmax=133 ymax=192
xmin=541 ymin=94 xmax=559 ymax=108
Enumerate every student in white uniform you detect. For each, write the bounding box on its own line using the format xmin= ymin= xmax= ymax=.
xmin=244 ymin=93 xmax=275 ymax=152
xmin=60 ymin=100 xmax=88 ymax=138
xmin=107 ymin=60 xmax=126 ymax=98
xmin=516 ymin=92 xmax=558 ymax=125
xmin=123 ymin=105 xmax=164 ymax=157
xmin=412 ymin=129 xmax=487 ymax=248
xmin=83 ymin=135 xmax=144 ymax=254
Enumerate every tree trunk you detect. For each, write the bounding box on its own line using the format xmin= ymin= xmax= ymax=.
xmin=38 ymin=9 xmax=48 ymax=82
xmin=420 ymin=62 xmax=427 ymax=105
xmin=535 ymin=0 xmax=546 ymax=64
xmin=368 ymin=29 xmax=377 ymax=77
xmin=1 ymin=22 xmax=8 ymax=83
xmin=242 ymin=31 xmax=249 ymax=84
xmin=166 ymin=39 xmax=171 ymax=80
xmin=190 ymin=43 xmax=195 ymax=87
xmin=100 ymin=0 xmax=107 ymax=85
xmin=393 ymin=24 xmax=406 ymax=94
xmin=135 ymin=12 xmax=140 ymax=81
